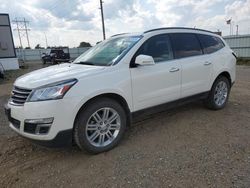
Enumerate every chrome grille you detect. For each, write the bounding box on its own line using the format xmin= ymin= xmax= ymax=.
xmin=10 ymin=86 xmax=32 ymax=105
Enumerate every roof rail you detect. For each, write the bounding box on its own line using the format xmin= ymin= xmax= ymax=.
xmin=111 ymin=33 xmax=129 ymax=37
xmin=144 ymin=27 xmax=215 ymax=34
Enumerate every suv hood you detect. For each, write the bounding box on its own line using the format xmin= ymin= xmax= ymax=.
xmin=15 ymin=63 xmax=106 ymax=89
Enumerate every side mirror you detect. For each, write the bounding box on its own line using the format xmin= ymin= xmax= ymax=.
xmin=135 ymin=55 xmax=155 ymax=66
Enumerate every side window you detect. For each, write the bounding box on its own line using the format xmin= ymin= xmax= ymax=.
xmin=135 ymin=34 xmax=173 ymax=63
xmin=215 ymin=37 xmax=225 ymax=49
xmin=197 ymin=34 xmax=225 ymax=54
xmin=170 ymin=33 xmax=203 ymax=59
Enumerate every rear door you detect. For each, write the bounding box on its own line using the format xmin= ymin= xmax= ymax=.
xmin=130 ymin=34 xmax=181 ymax=111
xmin=197 ymin=34 xmax=226 ymax=85
xmin=170 ymin=33 xmax=212 ymax=98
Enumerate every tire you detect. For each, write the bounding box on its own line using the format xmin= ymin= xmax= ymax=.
xmin=42 ymin=59 xmax=46 ymax=64
xmin=204 ymin=76 xmax=231 ymax=110
xmin=74 ymin=97 xmax=127 ymax=154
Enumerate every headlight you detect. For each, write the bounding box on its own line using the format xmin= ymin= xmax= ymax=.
xmin=27 ymin=79 xmax=77 ymax=102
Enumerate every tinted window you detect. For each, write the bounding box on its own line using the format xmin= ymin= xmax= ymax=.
xmin=135 ymin=34 xmax=173 ymax=63
xmin=198 ymin=34 xmax=224 ymax=54
xmin=170 ymin=33 xmax=202 ymax=58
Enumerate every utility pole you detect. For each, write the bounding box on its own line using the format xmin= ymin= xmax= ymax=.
xmin=13 ymin=18 xmax=23 ymax=48
xmin=99 ymin=0 xmax=106 ymax=40
xmin=44 ymin=32 xmax=48 ymax=48
xmin=12 ymin=17 xmax=31 ymax=48
xmin=230 ymin=22 xmax=232 ymax=35
xmin=232 ymin=21 xmax=234 ymax=35
xmin=236 ymin=25 xmax=239 ymax=35
xmin=226 ymin=18 xmax=232 ymax=35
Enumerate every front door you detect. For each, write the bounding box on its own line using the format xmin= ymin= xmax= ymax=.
xmin=130 ymin=34 xmax=181 ymax=111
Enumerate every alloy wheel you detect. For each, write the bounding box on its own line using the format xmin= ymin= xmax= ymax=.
xmin=214 ymin=81 xmax=228 ymax=106
xmin=85 ymin=107 xmax=121 ymax=147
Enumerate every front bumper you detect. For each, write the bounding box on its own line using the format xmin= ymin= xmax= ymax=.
xmin=24 ymin=129 xmax=72 ymax=147
xmin=4 ymin=98 xmax=79 ymax=146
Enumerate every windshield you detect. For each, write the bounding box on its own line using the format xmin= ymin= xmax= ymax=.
xmin=73 ymin=35 xmax=142 ymax=66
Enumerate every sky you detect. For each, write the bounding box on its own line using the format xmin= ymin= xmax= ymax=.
xmin=0 ymin=0 xmax=250 ymax=48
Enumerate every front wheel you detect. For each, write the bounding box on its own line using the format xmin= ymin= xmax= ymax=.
xmin=42 ymin=59 xmax=46 ymax=64
xmin=204 ymin=76 xmax=231 ymax=110
xmin=74 ymin=98 xmax=127 ymax=154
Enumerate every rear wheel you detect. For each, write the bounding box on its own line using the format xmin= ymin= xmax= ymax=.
xmin=204 ymin=76 xmax=230 ymax=110
xmin=74 ymin=98 xmax=127 ymax=154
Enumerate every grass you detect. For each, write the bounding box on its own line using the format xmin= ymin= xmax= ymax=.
xmin=0 ymin=62 xmax=49 ymax=85
xmin=237 ymin=58 xmax=250 ymax=66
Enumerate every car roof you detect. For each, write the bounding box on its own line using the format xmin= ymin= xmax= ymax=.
xmin=143 ymin=27 xmax=215 ymax=34
xmin=111 ymin=27 xmax=220 ymax=39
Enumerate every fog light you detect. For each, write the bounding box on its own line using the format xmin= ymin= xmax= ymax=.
xmin=25 ymin=117 xmax=54 ymax=124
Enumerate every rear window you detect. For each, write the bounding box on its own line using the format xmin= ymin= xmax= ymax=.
xmin=197 ymin=34 xmax=224 ymax=54
xmin=170 ymin=33 xmax=202 ymax=59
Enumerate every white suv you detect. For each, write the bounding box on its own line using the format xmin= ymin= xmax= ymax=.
xmin=5 ymin=28 xmax=236 ymax=153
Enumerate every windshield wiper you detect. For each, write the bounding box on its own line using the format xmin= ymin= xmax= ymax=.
xmin=76 ymin=61 xmax=95 ymax=65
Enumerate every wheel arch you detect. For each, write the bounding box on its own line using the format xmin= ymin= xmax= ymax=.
xmin=205 ymin=71 xmax=232 ymax=110
xmin=217 ymin=71 xmax=232 ymax=86
xmin=213 ymin=71 xmax=232 ymax=88
xmin=73 ymin=93 xmax=132 ymax=129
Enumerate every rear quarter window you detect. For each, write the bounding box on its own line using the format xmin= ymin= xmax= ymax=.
xmin=197 ymin=34 xmax=225 ymax=54
xmin=170 ymin=33 xmax=203 ymax=59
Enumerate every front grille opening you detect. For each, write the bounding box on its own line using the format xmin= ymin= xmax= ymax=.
xmin=24 ymin=123 xmax=50 ymax=135
xmin=24 ymin=123 xmax=37 ymax=134
xmin=39 ymin=127 xmax=50 ymax=134
xmin=10 ymin=117 xmax=21 ymax=129
xmin=11 ymin=86 xmax=32 ymax=105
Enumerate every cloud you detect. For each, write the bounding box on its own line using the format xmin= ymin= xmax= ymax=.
xmin=103 ymin=0 xmax=137 ymax=19
xmin=225 ymin=0 xmax=250 ymax=22
xmin=0 ymin=0 xmax=250 ymax=48
xmin=35 ymin=0 xmax=94 ymax=22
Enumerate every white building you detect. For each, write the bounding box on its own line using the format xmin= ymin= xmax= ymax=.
xmin=0 ymin=14 xmax=19 ymax=70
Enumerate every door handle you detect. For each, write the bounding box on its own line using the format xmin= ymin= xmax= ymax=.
xmin=169 ymin=67 xmax=180 ymax=73
xmin=204 ymin=61 xmax=212 ymax=66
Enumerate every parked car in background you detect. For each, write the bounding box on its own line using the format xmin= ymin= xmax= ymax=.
xmin=41 ymin=48 xmax=70 ymax=64
xmin=5 ymin=27 xmax=236 ymax=154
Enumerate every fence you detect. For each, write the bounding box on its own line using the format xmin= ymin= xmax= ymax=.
xmin=223 ymin=35 xmax=250 ymax=58
xmin=15 ymin=36 xmax=250 ymax=61
xmin=16 ymin=47 xmax=90 ymax=61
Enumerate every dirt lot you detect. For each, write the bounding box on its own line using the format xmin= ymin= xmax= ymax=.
xmin=0 ymin=63 xmax=250 ymax=188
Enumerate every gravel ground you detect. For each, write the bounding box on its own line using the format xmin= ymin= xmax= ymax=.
xmin=0 ymin=63 xmax=250 ymax=188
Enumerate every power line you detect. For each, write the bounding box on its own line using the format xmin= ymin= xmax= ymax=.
xmin=23 ymin=18 xmax=30 ymax=47
xmin=13 ymin=18 xmax=23 ymax=48
xmin=40 ymin=0 xmax=67 ymax=21
xmin=12 ymin=17 xmax=31 ymax=48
